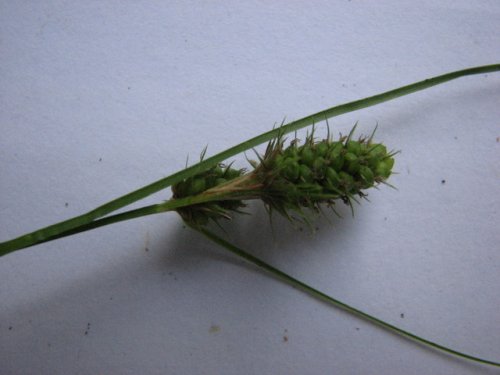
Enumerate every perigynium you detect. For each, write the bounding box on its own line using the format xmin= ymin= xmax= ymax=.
xmin=1 ymin=64 xmax=499 ymax=368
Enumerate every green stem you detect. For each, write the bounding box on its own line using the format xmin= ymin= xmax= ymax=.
xmin=1 ymin=64 xmax=499 ymax=255
xmin=197 ymin=226 xmax=500 ymax=368
xmin=0 ymin=186 xmax=259 ymax=256
xmin=35 ymin=204 xmax=165 ymax=245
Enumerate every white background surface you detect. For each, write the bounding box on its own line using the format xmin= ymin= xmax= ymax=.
xmin=1 ymin=1 xmax=499 ymax=374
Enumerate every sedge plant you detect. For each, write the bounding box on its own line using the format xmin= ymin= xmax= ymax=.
xmin=1 ymin=64 xmax=499 ymax=367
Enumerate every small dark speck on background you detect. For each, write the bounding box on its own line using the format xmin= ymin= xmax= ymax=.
xmin=496 ymin=137 xmax=500 ymax=143
xmin=400 ymin=313 xmax=405 ymax=319
xmin=84 ymin=322 xmax=91 ymax=335
xmin=355 ymin=327 xmax=360 ymax=331
xmin=8 ymin=326 xmax=13 ymax=330
xmin=283 ymin=329 xmax=289 ymax=342
xmin=144 ymin=231 xmax=150 ymax=252
xmin=65 ymin=202 xmax=69 ymax=207
xmin=209 ymin=324 xmax=220 ymax=334
xmin=441 ymin=180 xmax=446 ymax=185
xmin=99 ymin=158 xmax=102 ymax=162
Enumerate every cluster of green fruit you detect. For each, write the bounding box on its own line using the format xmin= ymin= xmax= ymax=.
xmin=171 ymin=164 xmax=246 ymax=226
xmin=257 ymin=132 xmax=395 ymax=217
xmin=171 ymin=129 xmax=396 ymax=226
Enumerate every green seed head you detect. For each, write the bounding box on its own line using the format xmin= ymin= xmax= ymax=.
xmin=171 ymin=164 xmax=246 ymax=226
xmin=254 ymin=126 xmax=396 ymax=221
xmin=172 ymin=125 xmax=396 ymax=227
